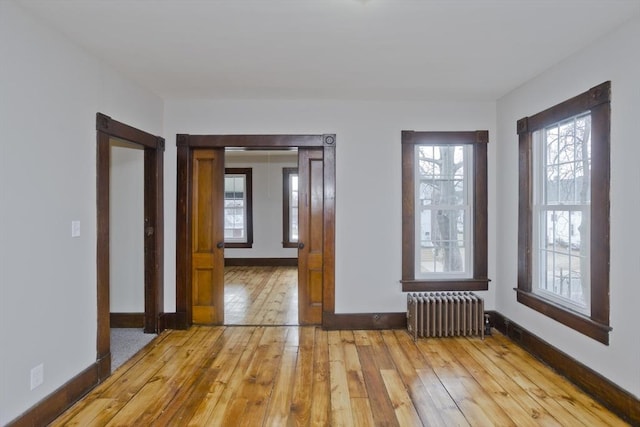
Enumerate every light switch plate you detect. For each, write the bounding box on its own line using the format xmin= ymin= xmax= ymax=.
xmin=71 ymin=220 xmax=81 ymax=237
xmin=30 ymin=364 xmax=43 ymax=390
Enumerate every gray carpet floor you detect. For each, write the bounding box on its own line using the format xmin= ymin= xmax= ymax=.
xmin=110 ymin=328 xmax=156 ymax=372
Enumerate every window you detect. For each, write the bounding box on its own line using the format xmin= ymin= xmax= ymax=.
xmin=224 ymin=168 xmax=253 ymax=248
xmin=401 ymin=131 xmax=489 ymax=291
xmin=517 ymin=81 xmax=611 ymax=344
xmin=282 ymin=167 xmax=299 ymax=248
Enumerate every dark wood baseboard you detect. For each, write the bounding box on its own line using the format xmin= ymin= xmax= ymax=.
xmin=487 ymin=311 xmax=640 ymax=426
xmin=110 ymin=312 xmax=145 ymax=328
xmin=322 ymin=311 xmax=407 ymax=330
xmin=6 ymin=363 xmax=99 ymax=427
xmin=224 ymin=257 xmax=298 ymax=267
xmin=159 ymin=312 xmax=178 ymax=332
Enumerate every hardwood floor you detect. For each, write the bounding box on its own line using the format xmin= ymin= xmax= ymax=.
xmin=224 ymin=266 xmax=298 ymax=325
xmin=51 ymin=326 xmax=627 ymax=426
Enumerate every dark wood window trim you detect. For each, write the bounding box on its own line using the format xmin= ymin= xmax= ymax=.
xmin=401 ymin=130 xmax=489 ymax=292
xmin=282 ymin=167 xmax=298 ymax=248
xmin=224 ymin=167 xmax=253 ymax=248
xmin=516 ymin=81 xmax=611 ymax=344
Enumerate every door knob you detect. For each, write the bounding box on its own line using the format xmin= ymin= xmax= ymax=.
xmin=216 ymin=242 xmax=224 ymax=249
xmin=298 ymin=242 xmax=304 ymax=249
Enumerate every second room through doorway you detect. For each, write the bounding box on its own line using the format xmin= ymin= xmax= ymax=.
xmin=223 ymin=149 xmax=299 ymax=325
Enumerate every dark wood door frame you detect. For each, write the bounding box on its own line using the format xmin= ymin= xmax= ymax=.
xmin=96 ymin=113 xmax=165 ymax=379
xmin=175 ymin=134 xmax=336 ymax=329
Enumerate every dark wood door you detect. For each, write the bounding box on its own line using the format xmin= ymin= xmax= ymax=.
xmin=298 ymin=148 xmax=324 ymax=325
xmin=191 ymin=148 xmax=225 ymax=324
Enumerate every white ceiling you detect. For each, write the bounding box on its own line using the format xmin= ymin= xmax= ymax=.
xmin=17 ymin=0 xmax=640 ymax=101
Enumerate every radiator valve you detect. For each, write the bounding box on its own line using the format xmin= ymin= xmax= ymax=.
xmin=484 ymin=313 xmax=492 ymax=336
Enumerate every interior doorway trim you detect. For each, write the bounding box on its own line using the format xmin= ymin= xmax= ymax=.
xmin=175 ymin=134 xmax=336 ymax=329
xmin=96 ymin=113 xmax=165 ymax=379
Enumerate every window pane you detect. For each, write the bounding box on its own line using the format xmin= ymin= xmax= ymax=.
xmin=533 ymin=113 xmax=591 ymax=312
xmin=290 ymin=174 xmax=298 ymax=242
xmin=224 ymin=174 xmax=247 ymax=242
xmin=419 ymin=208 xmax=467 ymax=274
xmin=418 ymin=145 xmax=465 ymax=206
xmin=416 ymin=144 xmax=471 ymax=278
xmin=282 ymin=169 xmax=298 ymax=247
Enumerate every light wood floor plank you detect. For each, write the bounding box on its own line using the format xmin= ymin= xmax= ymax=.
xmin=151 ymin=327 xmax=234 ymax=426
xmin=393 ymin=330 xmax=471 ymax=427
xmin=289 ymin=327 xmax=315 ymax=426
xmin=54 ymin=398 xmax=116 ymax=427
xmin=328 ymin=331 xmax=355 ymax=427
xmin=451 ymin=336 xmax=562 ymax=427
xmin=235 ymin=327 xmax=289 ymax=426
xmin=417 ymin=337 xmax=518 ymax=426
xmin=357 ymin=345 xmax=400 ymax=427
xmin=350 ymin=397 xmax=376 ymax=427
xmin=381 ymin=369 xmax=423 ymax=426
xmin=264 ymin=344 xmax=298 ymax=426
xmin=310 ymin=327 xmax=331 ymax=426
xmin=341 ymin=332 xmax=368 ymax=399
xmin=52 ymin=327 xmax=628 ymax=427
xmin=194 ymin=327 xmax=265 ymax=426
xmin=185 ymin=327 xmax=254 ymax=426
xmin=468 ymin=332 xmax=587 ymax=426
xmin=224 ymin=266 xmax=298 ymax=325
xmin=444 ymin=337 xmax=545 ymax=427
xmin=382 ymin=330 xmax=451 ymax=427
xmin=489 ymin=333 xmax=630 ymax=427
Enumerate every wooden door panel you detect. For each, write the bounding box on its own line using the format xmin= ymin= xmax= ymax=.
xmin=298 ymin=148 xmax=324 ymax=325
xmin=192 ymin=264 xmax=214 ymax=305
xmin=191 ymin=149 xmax=224 ymax=324
xmin=194 ymin=159 xmax=214 ymax=252
xmin=308 ymin=270 xmax=323 ymax=303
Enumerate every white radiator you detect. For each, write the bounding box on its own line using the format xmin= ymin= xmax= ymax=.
xmin=407 ymin=292 xmax=484 ymax=340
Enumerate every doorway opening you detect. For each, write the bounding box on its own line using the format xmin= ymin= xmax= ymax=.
xmin=96 ymin=113 xmax=164 ymax=379
xmin=223 ymin=149 xmax=299 ymax=325
xmin=108 ymin=140 xmax=158 ymax=370
xmin=175 ymin=134 xmax=335 ymax=329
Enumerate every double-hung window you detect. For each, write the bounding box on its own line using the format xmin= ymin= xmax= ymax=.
xmin=401 ymin=131 xmax=489 ymax=291
xmin=224 ymin=168 xmax=253 ymax=248
xmin=517 ymin=81 xmax=611 ymax=344
xmin=282 ymin=167 xmax=299 ymax=248
xmin=533 ymin=113 xmax=592 ymax=313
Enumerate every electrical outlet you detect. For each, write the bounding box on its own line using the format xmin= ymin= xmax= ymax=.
xmin=30 ymin=364 xmax=44 ymax=390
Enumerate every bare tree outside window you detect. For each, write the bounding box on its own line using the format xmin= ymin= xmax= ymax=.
xmin=417 ymin=145 xmax=469 ymax=275
xmin=534 ymin=113 xmax=591 ymax=311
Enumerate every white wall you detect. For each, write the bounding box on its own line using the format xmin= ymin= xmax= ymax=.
xmin=7 ymin=0 xmax=636 ymax=421
xmin=495 ymin=16 xmax=640 ymax=397
xmin=163 ymin=99 xmax=497 ymax=314
xmin=0 ymin=2 xmax=163 ymax=424
xmin=224 ymin=152 xmax=298 ymax=259
xmin=110 ymin=145 xmax=145 ymax=312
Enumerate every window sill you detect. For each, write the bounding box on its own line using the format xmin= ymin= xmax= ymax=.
xmin=401 ymin=279 xmax=489 ymax=292
xmin=514 ymin=289 xmax=611 ymax=345
xmin=224 ymin=242 xmax=253 ymax=249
